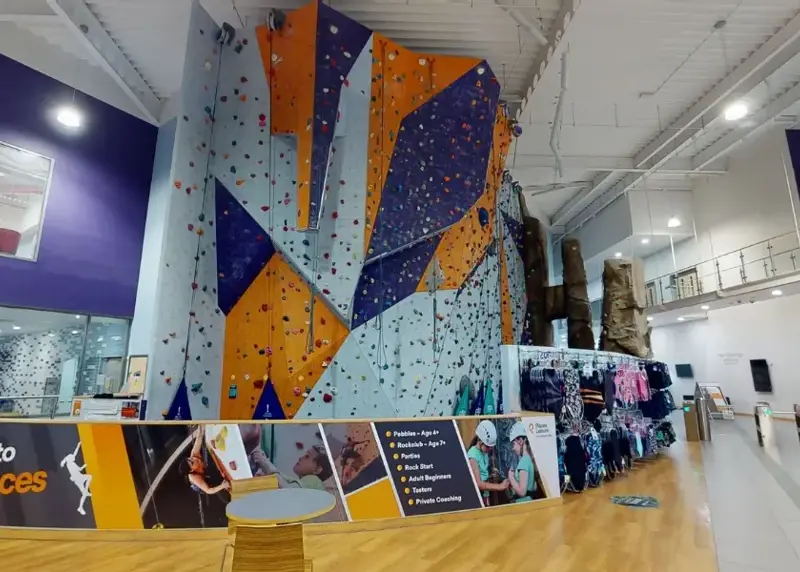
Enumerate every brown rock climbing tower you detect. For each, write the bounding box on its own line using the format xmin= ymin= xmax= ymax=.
xmin=520 ymin=197 xmax=554 ymax=346
xmin=561 ymin=236 xmax=595 ymax=350
xmin=599 ymin=258 xmax=652 ymax=358
xmin=518 ymin=191 xmax=594 ymax=349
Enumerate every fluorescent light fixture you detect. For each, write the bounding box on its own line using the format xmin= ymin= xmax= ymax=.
xmin=71 ymin=330 xmax=80 ymax=334
xmin=56 ymin=105 xmax=82 ymax=128
xmin=48 ymin=333 xmax=54 ymax=337
xmin=772 ymin=289 xmax=783 ymax=296
xmin=701 ymin=305 xmax=710 ymax=310
xmin=614 ymin=252 xmax=622 ymax=258
xmin=667 ymin=217 xmax=681 ymax=228
xmin=12 ymin=325 xmax=21 ymax=330
xmin=724 ymin=101 xmax=748 ymax=121
xmin=641 ymin=238 xmax=650 ymax=244
xmin=677 ymin=317 xmax=685 ymax=322
xmin=646 ymin=316 xmax=653 ymax=322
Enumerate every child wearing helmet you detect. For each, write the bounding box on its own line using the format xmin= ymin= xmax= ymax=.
xmin=507 ymin=421 xmax=536 ymax=503
xmin=467 ymin=420 xmax=509 ymax=505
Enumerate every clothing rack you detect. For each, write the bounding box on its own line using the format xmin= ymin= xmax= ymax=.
xmin=514 ymin=345 xmax=676 ymax=494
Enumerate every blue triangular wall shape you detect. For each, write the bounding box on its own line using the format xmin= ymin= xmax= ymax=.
xmin=165 ymin=379 xmax=192 ymax=420
xmin=253 ymin=380 xmax=286 ymax=420
xmin=215 ymin=178 xmax=276 ymax=315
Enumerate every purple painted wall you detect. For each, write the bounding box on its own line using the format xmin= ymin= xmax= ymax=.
xmin=0 ymin=54 xmax=157 ymax=317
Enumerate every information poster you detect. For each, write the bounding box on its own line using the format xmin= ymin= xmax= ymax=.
xmin=0 ymin=415 xmax=559 ymax=529
xmin=374 ymin=420 xmax=483 ymax=516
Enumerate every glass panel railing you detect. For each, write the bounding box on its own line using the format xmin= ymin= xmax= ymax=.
xmin=0 ymin=395 xmax=74 ymax=418
xmin=645 ymin=231 xmax=800 ymax=307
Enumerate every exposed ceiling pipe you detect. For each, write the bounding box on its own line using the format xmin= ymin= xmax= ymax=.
xmin=550 ymin=50 xmax=569 ymax=179
xmin=495 ymin=3 xmax=548 ymax=46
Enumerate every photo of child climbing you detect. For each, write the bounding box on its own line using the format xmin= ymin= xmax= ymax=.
xmin=238 ymin=423 xmax=347 ymax=523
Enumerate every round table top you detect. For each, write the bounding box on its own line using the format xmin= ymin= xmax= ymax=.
xmin=226 ymin=488 xmax=336 ymax=525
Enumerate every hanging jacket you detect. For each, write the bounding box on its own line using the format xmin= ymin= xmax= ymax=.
xmin=564 ymin=435 xmax=587 ymax=493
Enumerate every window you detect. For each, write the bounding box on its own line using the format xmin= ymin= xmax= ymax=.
xmin=0 ymin=306 xmax=130 ymax=417
xmin=0 ymin=141 xmax=54 ymax=261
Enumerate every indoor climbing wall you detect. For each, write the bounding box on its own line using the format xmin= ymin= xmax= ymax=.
xmin=143 ymin=1 xmax=224 ymax=420
xmin=498 ymin=175 xmax=527 ymax=344
xmin=140 ymin=0 xmax=523 ymax=420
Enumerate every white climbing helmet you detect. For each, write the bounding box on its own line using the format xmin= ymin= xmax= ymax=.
xmin=509 ymin=421 xmax=527 ymax=443
xmin=476 ymin=420 xmax=498 ymax=447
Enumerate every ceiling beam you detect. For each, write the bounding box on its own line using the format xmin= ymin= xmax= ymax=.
xmin=495 ymin=2 xmax=547 ymax=45
xmin=691 ymin=83 xmax=800 ymax=170
xmin=0 ymin=0 xmax=58 ymax=23
xmin=47 ymin=0 xmax=161 ymax=124
xmin=514 ymin=155 xmax=727 ymax=174
xmin=512 ymin=0 xmax=582 ymax=120
xmin=552 ymin=13 xmax=800 ymax=229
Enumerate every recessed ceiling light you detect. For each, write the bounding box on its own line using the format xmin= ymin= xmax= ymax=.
xmin=677 ymin=317 xmax=685 ymax=322
xmin=12 ymin=325 xmax=21 ymax=330
xmin=614 ymin=252 xmax=622 ymax=258
xmin=772 ymin=289 xmax=783 ymax=296
xmin=56 ymin=105 xmax=82 ymax=128
xmin=71 ymin=330 xmax=80 ymax=334
xmin=75 ymin=315 xmax=81 ymax=319
xmin=701 ymin=305 xmax=710 ymax=310
xmin=667 ymin=217 xmax=682 ymax=228
xmin=641 ymin=238 xmax=650 ymax=244
xmin=48 ymin=333 xmax=54 ymax=337
xmin=724 ymin=101 xmax=748 ymax=121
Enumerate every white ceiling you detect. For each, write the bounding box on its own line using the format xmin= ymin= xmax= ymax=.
xmin=2 ymin=0 xmax=800 ymax=233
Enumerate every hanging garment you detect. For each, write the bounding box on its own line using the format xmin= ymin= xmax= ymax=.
xmin=601 ymin=436 xmax=616 ymax=480
xmin=639 ymin=390 xmax=672 ymax=420
xmin=521 ymin=366 xmax=564 ymax=418
xmin=584 ymin=429 xmax=605 ymax=487
xmin=579 ymin=371 xmax=605 ymax=422
xmin=564 ymin=435 xmax=587 ymax=493
xmin=645 ymin=362 xmax=673 ymax=390
xmin=645 ymin=427 xmax=658 ymax=456
xmin=557 ymin=436 xmax=568 ymax=493
xmin=634 ymin=365 xmax=651 ymax=402
xmin=562 ymin=368 xmax=583 ymax=420
xmin=603 ymin=367 xmax=617 ymax=413
xmin=619 ymin=429 xmax=633 ymax=469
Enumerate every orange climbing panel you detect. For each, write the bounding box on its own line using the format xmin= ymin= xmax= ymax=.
xmin=220 ymin=253 xmax=349 ymax=420
xmin=256 ymin=1 xmax=318 ymax=230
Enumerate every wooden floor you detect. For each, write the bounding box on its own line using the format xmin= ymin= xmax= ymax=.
xmin=0 ymin=441 xmax=717 ymax=572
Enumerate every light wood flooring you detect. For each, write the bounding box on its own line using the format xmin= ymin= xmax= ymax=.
xmin=0 ymin=441 xmax=717 ymax=572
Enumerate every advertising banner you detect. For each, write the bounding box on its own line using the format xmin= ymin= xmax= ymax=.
xmin=0 ymin=424 xmax=94 ymax=528
xmin=0 ymin=415 xmax=559 ymax=530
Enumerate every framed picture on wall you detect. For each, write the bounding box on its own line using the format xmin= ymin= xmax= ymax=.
xmin=0 ymin=141 xmax=55 ymax=262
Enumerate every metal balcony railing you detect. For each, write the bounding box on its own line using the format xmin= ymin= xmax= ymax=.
xmin=645 ymin=231 xmax=800 ymax=307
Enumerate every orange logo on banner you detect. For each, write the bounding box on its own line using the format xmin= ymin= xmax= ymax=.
xmin=0 ymin=445 xmax=49 ymax=495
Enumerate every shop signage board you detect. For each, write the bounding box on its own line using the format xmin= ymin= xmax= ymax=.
xmin=374 ymin=420 xmax=483 ymax=516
